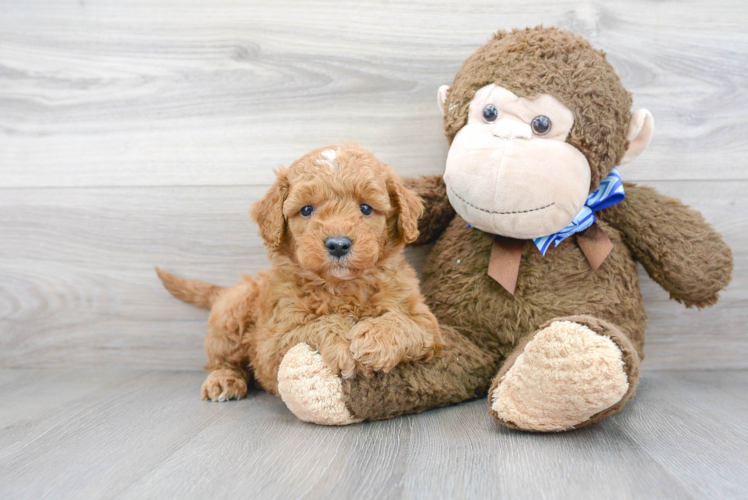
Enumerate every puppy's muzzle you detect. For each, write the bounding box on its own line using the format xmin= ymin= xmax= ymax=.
xmin=325 ymin=236 xmax=352 ymax=259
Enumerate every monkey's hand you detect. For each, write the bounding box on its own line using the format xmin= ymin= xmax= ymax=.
xmin=402 ymin=175 xmax=456 ymax=246
xmin=600 ymin=182 xmax=733 ymax=308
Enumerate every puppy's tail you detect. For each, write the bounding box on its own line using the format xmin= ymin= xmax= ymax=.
xmin=155 ymin=267 xmax=224 ymax=310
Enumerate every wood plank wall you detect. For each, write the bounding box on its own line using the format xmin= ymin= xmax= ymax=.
xmin=1 ymin=0 xmax=746 ymax=370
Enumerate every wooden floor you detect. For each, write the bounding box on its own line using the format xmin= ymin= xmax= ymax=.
xmin=0 ymin=369 xmax=746 ymax=500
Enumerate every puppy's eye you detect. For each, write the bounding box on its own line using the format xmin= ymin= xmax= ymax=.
xmin=531 ymin=115 xmax=552 ymax=135
xmin=299 ymin=206 xmax=313 ymax=217
xmin=360 ymin=204 xmax=373 ymax=216
xmin=483 ymin=104 xmax=498 ymax=122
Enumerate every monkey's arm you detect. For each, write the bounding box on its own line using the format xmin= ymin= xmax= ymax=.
xmin=600 ymin=182 xmax=733 ymax=308
xmin=403 ymin=175 xmax=456 ymax=245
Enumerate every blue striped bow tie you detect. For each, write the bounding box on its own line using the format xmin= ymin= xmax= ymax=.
xmin=533 ymin=168 xmax=625 ymax=256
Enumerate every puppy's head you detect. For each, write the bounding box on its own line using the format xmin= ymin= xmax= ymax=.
xmin=250 ymin=144 xmax=422 ymax=281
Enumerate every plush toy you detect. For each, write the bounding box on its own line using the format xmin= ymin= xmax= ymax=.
xmin=276 ymin=26 xmax=733 ymax=432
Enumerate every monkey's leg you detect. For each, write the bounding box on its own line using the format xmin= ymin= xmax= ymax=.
xmin=277 ymin=325 xmax=497 ymax=425
xmin=488 ymin=315 xmax=641 ymax=432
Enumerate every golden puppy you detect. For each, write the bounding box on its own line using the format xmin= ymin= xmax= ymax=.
xmin=157 ymin=144 xmax=443 ymax=402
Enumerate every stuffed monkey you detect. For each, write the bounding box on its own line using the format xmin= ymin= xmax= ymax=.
xmin=276 ymin=27 xmax=733 ymax=431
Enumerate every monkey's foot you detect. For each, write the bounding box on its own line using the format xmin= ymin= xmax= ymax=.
xmin=278 ymin=343 xmax=363 ymax=425
xmin=489 ymin=320 xmax=632 ymax=432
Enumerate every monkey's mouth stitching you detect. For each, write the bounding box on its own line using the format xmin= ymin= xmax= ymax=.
xmin=448 ymin=186 xmax=555 ymax=215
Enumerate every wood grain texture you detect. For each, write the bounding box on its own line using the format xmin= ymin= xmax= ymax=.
xmin=0 ymin=180 xmax=744 ymax=370
xmin=0 ymin=369 xmax=746 ymax=499
xmin=1 ymin=0 xmax=747 ymax=370
xmin=1 ymin=0 xmax=747 ymax=187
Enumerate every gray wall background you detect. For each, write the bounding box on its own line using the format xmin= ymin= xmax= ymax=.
xmin=1 ymin=0 xmax=746 ymax=370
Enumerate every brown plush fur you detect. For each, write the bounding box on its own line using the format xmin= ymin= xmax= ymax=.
xmin=158 ymin=145 xmax=443 ymax=400
xmin=601 ymin=183 xmax=734 ymax=308
xmin=443 ymin=26 xmax=632 ymax=190
xmin=324 ymin=27 xmax=733 ymax=429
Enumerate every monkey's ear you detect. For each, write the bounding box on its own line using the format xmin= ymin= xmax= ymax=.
xmin=250 ymin=168 xmax=289 ymax=249
xmin=621 ymin=109 xmax=654 ymax=165
xmin=386 ymin=173 xmax=424 ymax=245
xmin=437 ymin=85 xmax=450 ymax=115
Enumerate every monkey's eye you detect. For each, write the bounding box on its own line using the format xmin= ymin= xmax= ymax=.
xmin=360 ymin=204 xmax=373 ymax=216
xmin=482 ymin=104 xmax=499 ymax=122
xmin=531 ymin=115 xmax=552 ymax=135
xmin=299 ymin=206 xmax=313 ymax=217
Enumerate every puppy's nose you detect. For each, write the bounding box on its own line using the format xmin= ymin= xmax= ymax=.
xmin=325 ymin=236 xmax=352 ymax=258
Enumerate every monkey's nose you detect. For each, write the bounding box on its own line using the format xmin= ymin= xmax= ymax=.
xmin=325 ymin=236 xmax=352 ymax=258
xmin=492 ymin=120 xmax=532 ymax=140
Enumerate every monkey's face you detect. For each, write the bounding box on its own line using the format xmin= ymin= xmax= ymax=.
xmin=443 ymin=84 xmax=591 ymax=239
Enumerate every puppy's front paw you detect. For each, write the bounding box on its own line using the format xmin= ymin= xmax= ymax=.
xmin=347 ymin=315 xmax=443 ymax=375
xmin=317 ymin=341 xmax=360 ymax=379
xmin=349 ymin=326 xmax=403 ymax=374
xmin=201 ymin=369 xmax=248 ymax=402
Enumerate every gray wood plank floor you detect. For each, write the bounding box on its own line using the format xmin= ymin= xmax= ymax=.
xmin=1 ymin=369 xmax=746 ymax=500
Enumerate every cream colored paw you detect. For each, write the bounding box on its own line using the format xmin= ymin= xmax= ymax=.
xmin=278 ymin=343 xmax=363 ymax=426
xmin=491 ymin=321 xmax=629 ymax=432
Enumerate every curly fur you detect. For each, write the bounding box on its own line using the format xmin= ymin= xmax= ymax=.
xmin=158 ymin=144 xmax=443 ymax=400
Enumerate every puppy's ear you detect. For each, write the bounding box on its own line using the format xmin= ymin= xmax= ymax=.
xmin=250 ymin=168 xmax=289 ymax=249
xmin=386 ymin=172 xmax=423 ymax=245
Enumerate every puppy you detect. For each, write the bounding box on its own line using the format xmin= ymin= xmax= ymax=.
xmin=157 ymin=144 xmax=443 ymax=402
